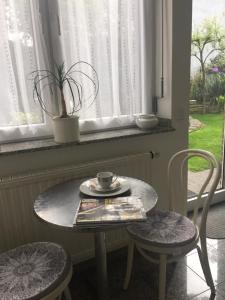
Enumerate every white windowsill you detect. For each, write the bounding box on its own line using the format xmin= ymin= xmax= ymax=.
xmin=0 ymin=119 xmax=174 ymax=156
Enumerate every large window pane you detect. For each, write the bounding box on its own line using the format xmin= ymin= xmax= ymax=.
xmin=188 ymin=0 xmax=225 ymax=198
xmin=58 ymin=0 xmax=151 ymax=130
xmin=0 ymin=0 xmax=51 ymax=142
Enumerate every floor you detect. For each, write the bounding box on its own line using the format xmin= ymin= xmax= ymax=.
xmin=188 ymin=170 xmax=219 ymax=194
xmin=68 ymin=238 xmax=225 ymax=300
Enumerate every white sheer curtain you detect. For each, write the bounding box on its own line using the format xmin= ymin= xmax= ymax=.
xmin=0 ymin=0 xmax=154 ymax=142
xmin=0 ymin=0 xmax=51 ymax=142
xmin=58 ymin=0 xmax=152 ymax=132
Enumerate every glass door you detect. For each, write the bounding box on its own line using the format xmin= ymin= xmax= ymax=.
xmin=188 ymin=0 xmax=225 ymax=208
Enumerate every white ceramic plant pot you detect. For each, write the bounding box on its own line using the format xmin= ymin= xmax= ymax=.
xmin=52 ymin=115 xmax=80 ymax=143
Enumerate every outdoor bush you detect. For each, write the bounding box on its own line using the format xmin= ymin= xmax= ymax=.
xmin=190 ymin=73 xmax=203 ymax=102
xmin=206 ymin=73 xmax=225 ymax=104
xmin=216 ymin=95 xmax=225 ymax=110
xmin=190 ymin=70 xmax=225 ymax=110
xmin=208 ymin=53 xmax=225 ymax=73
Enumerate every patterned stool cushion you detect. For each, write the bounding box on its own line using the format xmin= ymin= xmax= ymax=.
xmin=127 ymin=209 xmax=197 ymax=247
xmin=0 ymin=242 xmax=71 ymax=300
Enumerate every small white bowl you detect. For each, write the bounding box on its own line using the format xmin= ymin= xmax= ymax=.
xmin=135 ymin=114 xmax=159 ymax=130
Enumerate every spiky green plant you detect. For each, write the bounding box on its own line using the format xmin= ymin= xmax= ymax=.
xmin=31 ymin=61 xmax=99 ymax=118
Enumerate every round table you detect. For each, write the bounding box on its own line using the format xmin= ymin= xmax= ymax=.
xmin=34 ymin=176 xmax=158 ymax=300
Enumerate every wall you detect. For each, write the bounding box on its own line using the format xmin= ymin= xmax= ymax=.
xmin=0 ymin=0 xmax=192 ymax=260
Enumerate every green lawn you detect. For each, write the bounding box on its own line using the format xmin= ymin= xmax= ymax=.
xmin=189 ymin=113 xmax=224 ymax=171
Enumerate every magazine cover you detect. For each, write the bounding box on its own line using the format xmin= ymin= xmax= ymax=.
xmin=74 ymin=196 xmax=147 ymax=225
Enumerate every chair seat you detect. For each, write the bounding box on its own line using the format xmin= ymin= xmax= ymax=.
xmin=127 ymin=209 xmax=198 ymax=247
xmin=0 ymin=242 xmax=71 ymax=300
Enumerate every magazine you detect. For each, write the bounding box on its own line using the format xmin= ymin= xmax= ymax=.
xmin=74 ymin=196 xmax=147 ymax=226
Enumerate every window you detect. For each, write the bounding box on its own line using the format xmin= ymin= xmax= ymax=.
xmin=0 ymin=0 xmax=52 ymax=142
xmin=0 ymin=0 xmax=156 ymax=143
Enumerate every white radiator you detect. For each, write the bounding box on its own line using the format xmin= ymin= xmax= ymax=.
xmin=0 ymin=152 xmax=152 ymax=262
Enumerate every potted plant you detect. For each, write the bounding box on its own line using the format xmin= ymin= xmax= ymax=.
xmin=31 ymin=61 xmax=99 ymax=143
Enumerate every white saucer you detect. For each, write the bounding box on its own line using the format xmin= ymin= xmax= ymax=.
xmin=79 ymin=177 xmax=130 ymax=197
xmin=94 ymin=180 xmax=121 ymax=193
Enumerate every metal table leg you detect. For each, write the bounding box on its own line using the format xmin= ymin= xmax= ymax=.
xmin=94 ymin=231 xmax=108 ymax=300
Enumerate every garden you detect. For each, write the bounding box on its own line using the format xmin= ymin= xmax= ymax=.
xmin=189 ymin=18 xmax=225 ymax=172
xmin=189 ymin=113 xmax=224 ymax=171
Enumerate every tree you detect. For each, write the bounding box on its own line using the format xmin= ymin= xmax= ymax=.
xmin=192 ymin=18 xmax=225 ymax=112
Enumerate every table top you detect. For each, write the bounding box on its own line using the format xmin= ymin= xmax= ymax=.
xmin=34 ymin=176 xmax=158 ymax=232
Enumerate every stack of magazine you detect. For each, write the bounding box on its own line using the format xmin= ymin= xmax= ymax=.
xmin=74 ymin=196 xmax=147 ymax=226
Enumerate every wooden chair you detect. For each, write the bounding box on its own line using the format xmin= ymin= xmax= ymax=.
xmin=0 ymin=241 xmax=72 ymax=300
xmin=123 ymin=149 xmax=221 ymax=300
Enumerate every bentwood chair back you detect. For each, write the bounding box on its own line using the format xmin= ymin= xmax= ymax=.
xmin=123 ymin=149 xmax=221 ymax=300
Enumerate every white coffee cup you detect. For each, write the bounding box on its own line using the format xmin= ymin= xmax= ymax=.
xmin=97 ymin=171 xmax=117 ymax=189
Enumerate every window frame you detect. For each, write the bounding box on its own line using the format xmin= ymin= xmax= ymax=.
xmin=0 ymin=0 xmax=162 ymax=143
